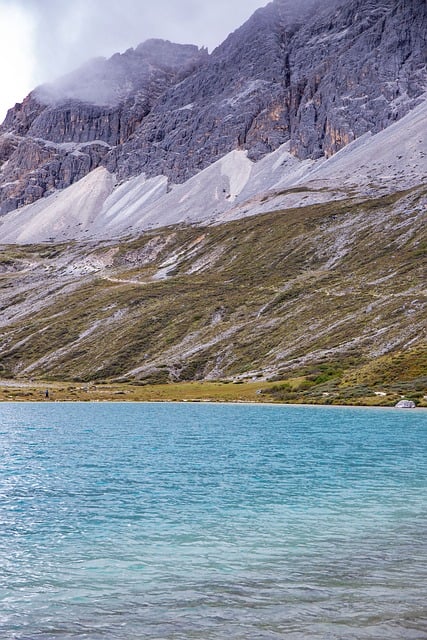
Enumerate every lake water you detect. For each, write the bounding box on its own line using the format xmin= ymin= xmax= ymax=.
xmin=0 ymin=402 xmax=426 ymax=639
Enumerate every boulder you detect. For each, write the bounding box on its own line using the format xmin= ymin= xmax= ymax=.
xmin=395 ymin=400 xmax=416 ymax=409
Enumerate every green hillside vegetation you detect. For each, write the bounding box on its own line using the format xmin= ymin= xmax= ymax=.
xmin=0 ymin=186 xmax=426 ymax=406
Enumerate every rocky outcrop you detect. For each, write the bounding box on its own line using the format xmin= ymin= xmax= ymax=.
xmin=288 ymin=0 xmax=427 ymax=158
xmin=108 ymin=0 xmax=426 ymax=181
xmin=1 ymin=94 xmax=46 ymax=136
xmin=0 ymin=0 xmax=426 ymax=215
xmin=0 ymin=139 xmax=112 ymax=212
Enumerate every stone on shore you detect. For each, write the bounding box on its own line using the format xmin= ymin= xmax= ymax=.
xmin=395 ymin=400 xmax=416 ymax=409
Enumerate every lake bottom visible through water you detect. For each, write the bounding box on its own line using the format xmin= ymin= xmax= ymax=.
xmin=0 ymin=402 xmax=426 ymax=639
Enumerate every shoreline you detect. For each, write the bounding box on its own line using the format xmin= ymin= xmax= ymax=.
xmin=1 ymin=379 xmax=425 ymax=409
xmin=0 ymin=399 xmax=425 ymax=411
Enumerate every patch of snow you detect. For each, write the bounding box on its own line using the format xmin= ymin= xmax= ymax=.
xmin=78 ymin=320 xmax=104 ymax=340
xmin=152 ymin=234 xmax=206 ymax=280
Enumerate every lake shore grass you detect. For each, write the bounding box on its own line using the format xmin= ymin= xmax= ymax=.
xmin=1 ymin=379 xmax=425 ymax=407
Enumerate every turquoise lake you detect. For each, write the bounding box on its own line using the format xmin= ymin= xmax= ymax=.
xmin=0 ymin=402 xmax=426 ymax=639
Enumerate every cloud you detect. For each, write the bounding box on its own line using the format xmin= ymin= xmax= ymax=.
xmin=0 ymin=3 xmax=35 ymax=117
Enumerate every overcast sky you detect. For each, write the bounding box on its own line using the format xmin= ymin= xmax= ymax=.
xmin=0 ymin=0 xmax=269 ymax=122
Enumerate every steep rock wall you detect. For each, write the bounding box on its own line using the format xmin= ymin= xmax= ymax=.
xmin=0 ymin=0 xmax=425 ymax=215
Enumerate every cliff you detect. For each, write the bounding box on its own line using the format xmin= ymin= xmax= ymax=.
xmin=0 ymin=0 xmax=425 ymax=215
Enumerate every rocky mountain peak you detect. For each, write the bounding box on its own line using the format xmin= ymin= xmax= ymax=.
xmin=134 ymin=39 xmax=208 ymax=70
xmin=0 ymin=0 xmax=425 ymax=216
xmin=33 ymin=39 xmax=208 ymax=109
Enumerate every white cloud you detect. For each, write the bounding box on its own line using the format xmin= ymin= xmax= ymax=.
xmin=0 ymin=3 xmax=35 ymax=120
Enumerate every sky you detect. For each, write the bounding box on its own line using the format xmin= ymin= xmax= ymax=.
xmin=0 ymin=0 xmax=268 ymax=122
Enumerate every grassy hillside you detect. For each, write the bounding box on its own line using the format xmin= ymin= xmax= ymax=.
xmin=0 ymin=186 xmax=426 ymax=405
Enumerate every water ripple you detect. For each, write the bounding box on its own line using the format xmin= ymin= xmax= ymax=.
xmin=0 ymin=403 xmax=426 ymax=639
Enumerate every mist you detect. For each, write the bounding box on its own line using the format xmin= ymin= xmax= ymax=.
xmin=0 ymin=0 xmax=268 ymax=121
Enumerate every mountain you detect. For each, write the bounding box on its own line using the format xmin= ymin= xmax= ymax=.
xmin=0 ymin=96 xmax=425 ymax=243
xmin=0 ymin=184 xmax=425 ymax=403
xmin=0 ymin=40 xmax=207 ymax=215
xmin=0 ymin=0 xmax=425 ymax=219
xmin=0 ymin=0 xmax=426 ymax=398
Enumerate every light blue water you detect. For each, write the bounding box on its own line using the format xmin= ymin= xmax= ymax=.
xmin=0 ymin=402 xmax=426 ymax=639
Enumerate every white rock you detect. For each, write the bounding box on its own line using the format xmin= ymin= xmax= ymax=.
xmin=395 ymin=400 xmax=416 ymax=408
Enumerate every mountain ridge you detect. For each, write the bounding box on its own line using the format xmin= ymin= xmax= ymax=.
xmin=0 ymin=0 xmax=425 ymax=217
xmin=0 ymin=96 xmax=425 ymax=244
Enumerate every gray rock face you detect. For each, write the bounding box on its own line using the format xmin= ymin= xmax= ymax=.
xmin=107 ymin=0 xmax=426 ymax=181
xmin=0 ymin=40 xmax=207 ymax=213
xmin=288 ymin=0 xmax=427 ymax=159
xmin=0 ymin=0 xmax=426 ymax=215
